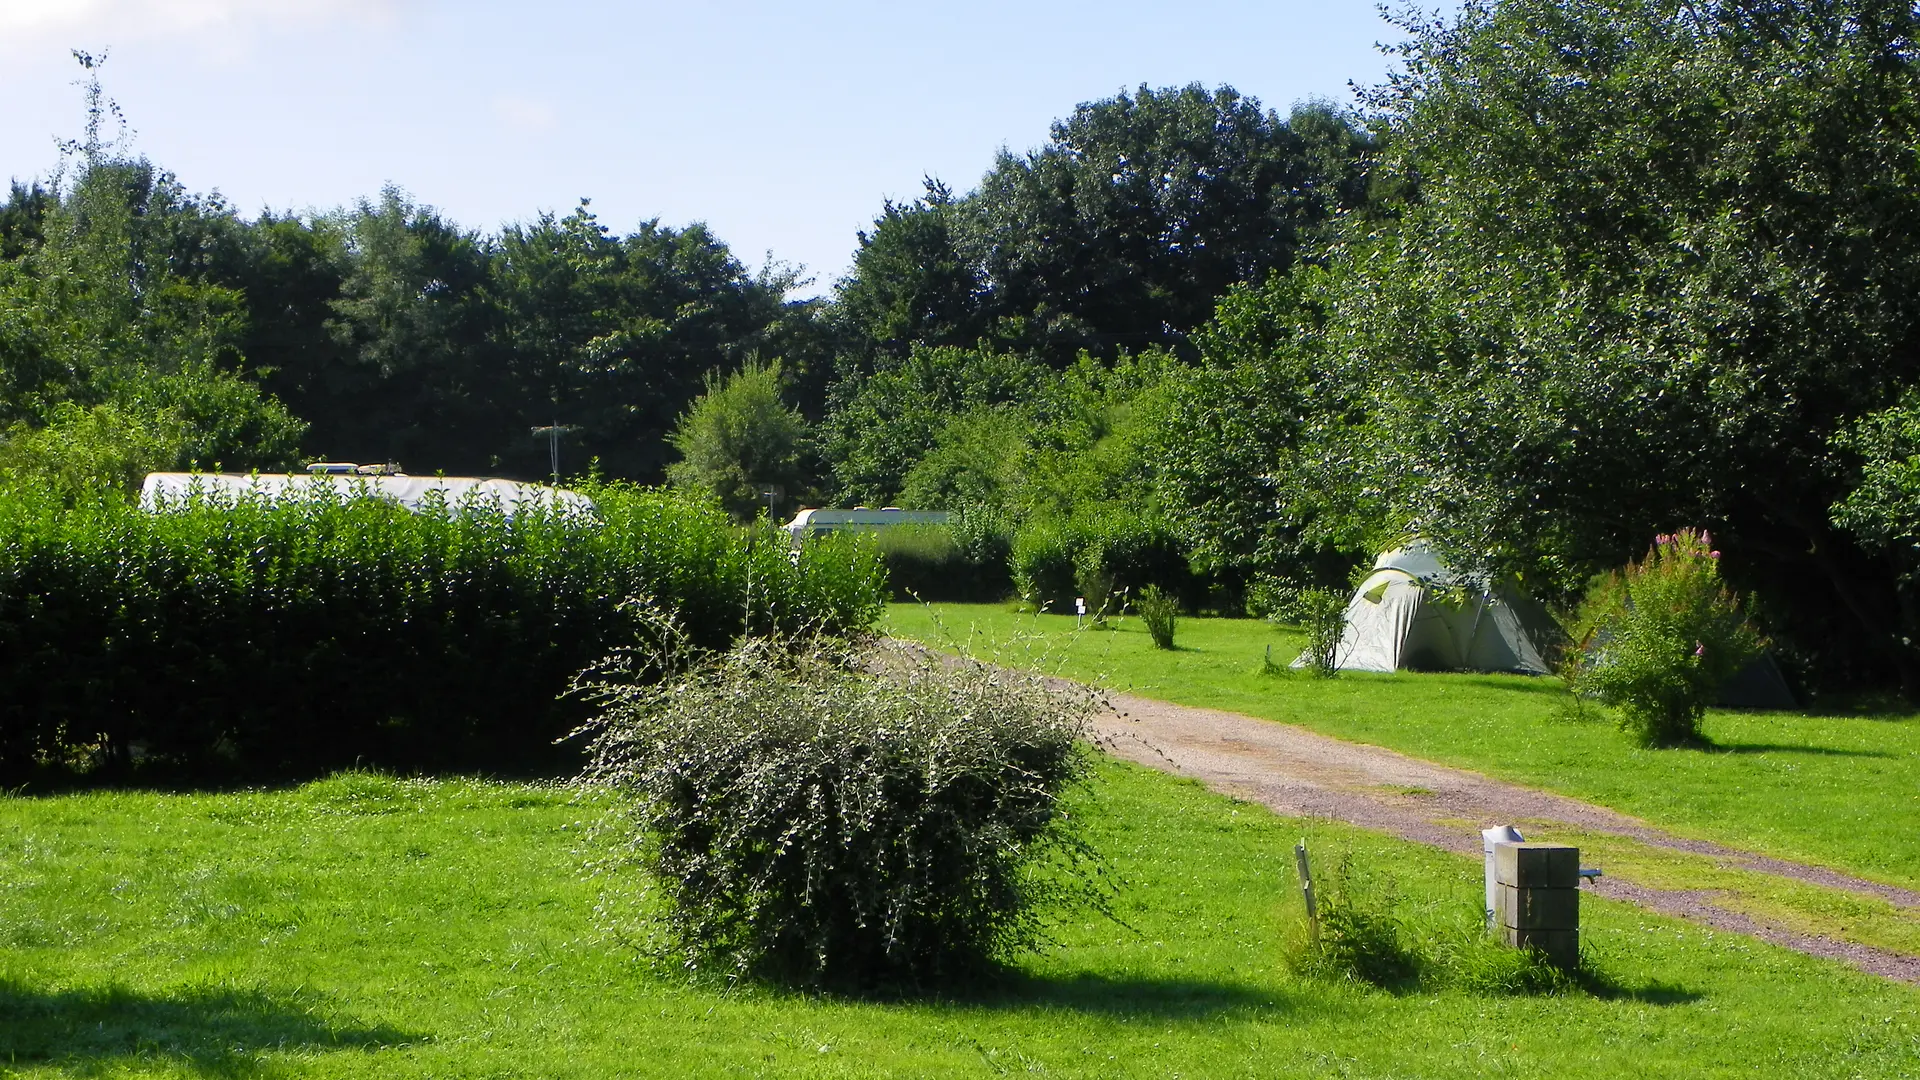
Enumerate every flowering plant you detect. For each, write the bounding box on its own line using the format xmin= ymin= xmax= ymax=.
xmin=1561 ymin=529 xmax=1763 ymax=747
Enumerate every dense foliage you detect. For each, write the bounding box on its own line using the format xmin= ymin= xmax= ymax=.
xmin=20 ymin=14 xmax=1920 ymax=694
xmin=579 ymin=629 xmax=1100 ymax=987
xmin=666 ymin=359 xmax=815 ymax=521
xmin=832 ymin=87 xmax=1374 ymax=365
xmin=0 ymin=62 xmax=305 ymax=499
xmin=1562 ymin=530 xmax=1763 ymax=747
xmin=0 ymin=483 xmax=884 ymax=783
xmin=869 ymin=520 xmax=1013 ymax=603
xmin=1131 ymin=0 xmax=1920 ymax=691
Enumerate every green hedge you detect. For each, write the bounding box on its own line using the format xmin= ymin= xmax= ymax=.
xmin=1011 ymin=511 xmax=1195 ymax=613
xmin=580 ymin=633 xmax=1098 ymax=987
xmin=0 ymin=483 xmax=884 ymax=782
xmin=871 ymin=516 xmax=1013 ymax=603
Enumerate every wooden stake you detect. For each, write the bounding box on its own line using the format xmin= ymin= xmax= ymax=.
xmin=1294 ymin=840 xmax=1319 ymax=941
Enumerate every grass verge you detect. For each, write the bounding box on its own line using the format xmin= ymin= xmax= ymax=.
xmin=2 ymin=764 xmax=1917 ymax=1077
xmin=884 ymin=603 xmax=1920 ymax=895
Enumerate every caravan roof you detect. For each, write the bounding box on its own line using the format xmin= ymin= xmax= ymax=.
xmin=138 ymin=473 xmax=597 ymax=519
xmin=783 ymin=507 xmax=948 ymax=544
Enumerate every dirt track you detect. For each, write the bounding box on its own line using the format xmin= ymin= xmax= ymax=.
xmin=1089 ymin=690 xmax=1920 ymax=985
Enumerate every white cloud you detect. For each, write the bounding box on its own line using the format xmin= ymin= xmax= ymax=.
xmin=0 ymin=0 xmax=404 ymax=42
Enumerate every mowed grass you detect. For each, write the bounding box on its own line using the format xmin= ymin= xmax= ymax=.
xmin=3 ymin=765 xmax=1917 ymax=1078
xmin=884 ymin=603 xmax=1920 ymax=892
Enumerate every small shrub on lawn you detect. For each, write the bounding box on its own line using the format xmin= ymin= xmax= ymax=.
xmin=1137 ymin=584 xmax=1178 ymax=649
xmin=1297 ymin=586 xmax=1349 ymax=677
xmin=1285 ymin=850 xmax=1585 ymax=996
xmin=1285 ymin=853 xmax=1419 ymax=988
xmin=577 ymin=619 xmax=1106 ymax=988
xmin=1561 ymin=529 xmax=1763 ymax=747
xmin=1012 ymin=510 xmax=1197 ymax=613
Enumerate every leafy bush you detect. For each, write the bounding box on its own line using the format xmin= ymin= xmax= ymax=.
xmin=1011 ymin=518 xmax=1080 ymax=612
xmin=1297 ymin=586 xmax=1348 ymax=677
xmin=665 ymin=359 xmax=814 ymax=521
xmin=1561 ymin=530 xmax=1763 ymax=747
xmin=1244 ymin=573 xmax=1295 ymax=621
xmin=1137 ymin=584 xmax=1178 ymax=649
xmin=1076 ymin=510 xmax=1193 ymax=603
xmin=1012 ymin=510 xmax=1195 ymax=613
xmin=1284 ymin=849 xmax=1584 ymax=996
xmin=0 ymin=481 xmax=885 ymax=783
xmin=578 ymin=624 xmax=1103 ymax=987
xmin=872 ymin=517 xmax=1012 ymax=603
xmin=1285 ymin=853 xmax=1419 ymax=988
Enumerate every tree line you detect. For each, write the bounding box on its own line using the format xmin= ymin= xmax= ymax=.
xmin=12 ymin=2 xmax=1920 ymax=694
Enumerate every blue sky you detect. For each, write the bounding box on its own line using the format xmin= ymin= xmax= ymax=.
xmin=1 ymin=1 xmax=1440 ymax=295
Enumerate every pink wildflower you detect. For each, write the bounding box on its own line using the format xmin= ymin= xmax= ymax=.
xmin=1693 ymin=642 xmax=1705 ymax=658
xmin=1709 ymin=550 xmax=1721 ymax=559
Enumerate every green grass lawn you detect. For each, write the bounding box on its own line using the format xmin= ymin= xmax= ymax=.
xmin=884 ymin=603 xmax=1920 ymax=892
xmin=3 ymin=765 xmax=1916 ymax=1077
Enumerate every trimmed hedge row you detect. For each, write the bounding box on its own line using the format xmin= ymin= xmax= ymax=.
xmin=0 ymin=483 xmax=884 ymax=782
xmin=1010 ymin=511 xmax=1196 ymax=614
xmin=872 ymin=518 xmax=1014 ymax=603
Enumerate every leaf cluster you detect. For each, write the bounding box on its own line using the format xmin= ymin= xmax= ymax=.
xmin=1561 ymin=529 xmax=1763 ymax=746
xmin=1285 ymin=850 xmax=1581 ymax=997
xmin=0 ymin=483 xmax=884 ymax=783
xmin=577 ymin=627 xmax=1106 ymax=988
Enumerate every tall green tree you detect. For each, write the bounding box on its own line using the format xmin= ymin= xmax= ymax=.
xmin=833 ymin=180 xmax=986 ymax=361
xmin=0 ymin=52 xmax=304 ymax=494
xmin=830 ymin=86 xmax=1375 ymax=366
xmin=1196 ymin=0 xmax=1920 ymax=686
xmin=488 ymin=202 xmax=790 ymax=481
xmin=0 ymin=182 xmax=51 ymax=261
xmin=666 ymin=359 xmax=814 ymax=520
xmin=820 ymin=345 xmax=1046 ymax=507
xmin=964 ymin=88 xmax=1371 ymax=360
xmin=1146 ymin=271 xmax=1372 ymax=599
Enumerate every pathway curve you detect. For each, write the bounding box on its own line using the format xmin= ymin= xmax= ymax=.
xmin=1088 ymin=690 xmax=1920 ymax=985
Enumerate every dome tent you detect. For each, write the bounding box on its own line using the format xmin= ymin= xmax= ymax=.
xmin=1296 ymin=543 xmax=1562 ymax=675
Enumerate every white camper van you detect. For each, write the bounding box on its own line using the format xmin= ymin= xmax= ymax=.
xmin=139 ymin=467 xmax=596 ymax=519
xmin=783 ymin=507 xmax=948 ymax=546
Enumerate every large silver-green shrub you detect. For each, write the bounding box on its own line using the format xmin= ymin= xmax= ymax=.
xmin=577 ymin=623 xmax=1103 ymax=987
xmin=1561 ymin=529 xmax=1762 ymax=747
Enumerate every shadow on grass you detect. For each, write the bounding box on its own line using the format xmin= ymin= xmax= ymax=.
xmin=0 ymin=979 xmax=423 ymax=1075
xmin=1577 ymin=972 xmax=1705 ymax=1006
xmin=950 ymin=969 xmax=1286 ymax=1020
xmin=777 ymin=966 xmax=1287 ymax=1021
xmin=1706 ymin=742 xmax=1893 ymax=759
xmin=1440 ymin=674 xmax=1569 ymax=698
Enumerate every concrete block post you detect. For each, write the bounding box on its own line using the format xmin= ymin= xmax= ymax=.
xmin=1491 ymin=841 xmax=1580 ymax=970
xmin=1481 ymin=825 xmax=1523 ymax=930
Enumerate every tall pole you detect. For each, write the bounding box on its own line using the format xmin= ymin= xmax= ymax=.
xmin=530 ymin=422 xmax=574 ymax=486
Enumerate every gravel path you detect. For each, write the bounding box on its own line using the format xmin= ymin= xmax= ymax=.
xmin=1089 ymin=690 xmax=1920 ymax=985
